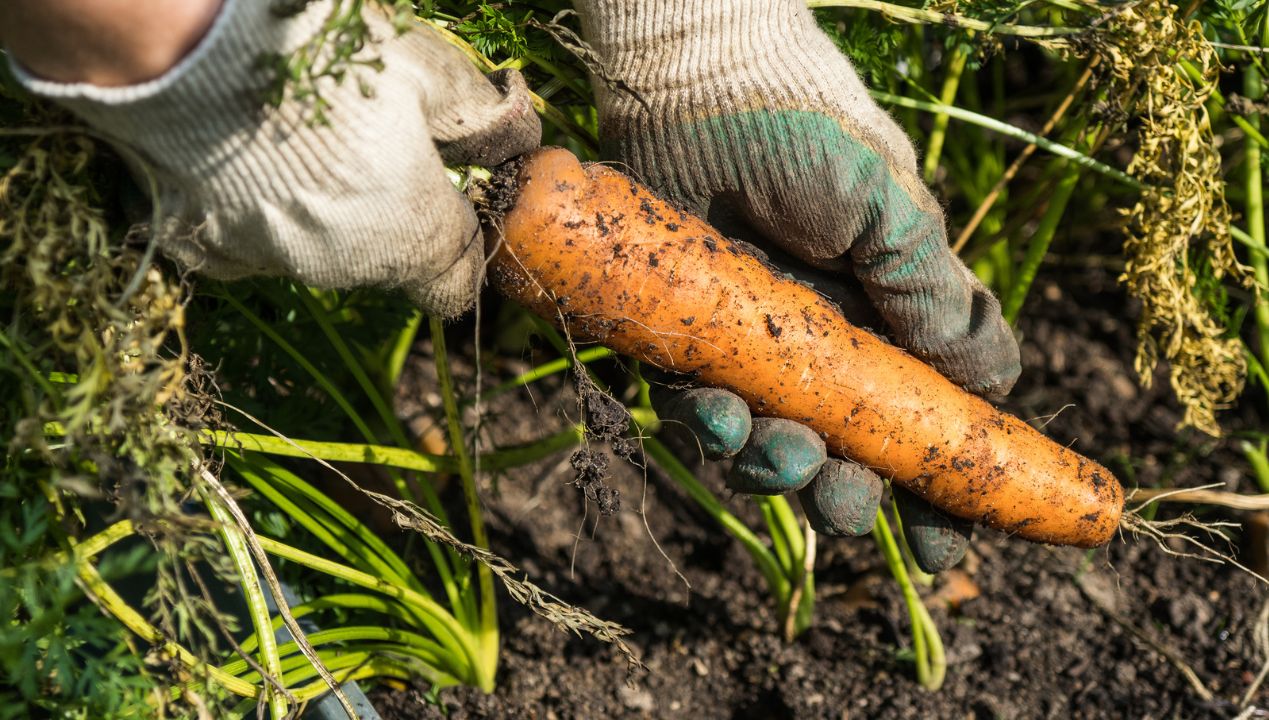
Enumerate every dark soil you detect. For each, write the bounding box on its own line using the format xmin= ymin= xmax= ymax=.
xmin=374 ymin=264 xmax=1269 ymax=720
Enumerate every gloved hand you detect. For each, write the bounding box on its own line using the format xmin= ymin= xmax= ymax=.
xmin=5 ymin=0 xmax=540 ymax=318
xmin=575 ymin=0 xmax=1020 ymax=572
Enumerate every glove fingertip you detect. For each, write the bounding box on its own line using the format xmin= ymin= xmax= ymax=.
xmin=893 ymin=487 xmax=973 ymax=574
xmin=798 ymin=459 xmax=884 ymax=537
xmin=725 ymin=418 xmax=826 ymax=495
xmin=658 ymin=387 xmax=752 ymax=460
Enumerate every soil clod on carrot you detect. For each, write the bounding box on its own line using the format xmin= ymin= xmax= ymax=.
xmin=569 ymin=449 xmax=620 ymax=515
xmin=577 ymin=374 xmax=629 ymax=441
xmin=474 ymin=155 xmax=526 ymax=221
xmin=564 ymin=372 xmax=636 ymax=515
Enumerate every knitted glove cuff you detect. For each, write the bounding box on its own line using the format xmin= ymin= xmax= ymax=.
xmin=574 ymin=0 xmax=836 ymax=97
xmin=7 ymin=0 xmax=325 ymax=173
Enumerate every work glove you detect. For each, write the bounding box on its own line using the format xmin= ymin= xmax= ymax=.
xmin=7 ymin=0 xmax=540 ymax=318
xmin=574 ymin=0 xmax=1020 ymax=572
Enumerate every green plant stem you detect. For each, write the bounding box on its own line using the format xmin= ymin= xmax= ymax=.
xmin=807 ymin=0 xmax=1079 ymax=40
xmin=872 ymin=507 xmax=946 ymax=690
xmin=872 ymin=91 xmax=1139 ymax=189
xmin=239 ymin=594 xmax=414 ymax=654
xmin=1179 ymin=58 xmax=1269 ymax=149
xmin=384 ymin=309 xmax=423 ymax=398
xmin=255 ymin=535 xmax=480 ymax=684
xmin=891 ymin=502 xmax=935 ymax=588
xmin=296 ymin=289 xmax=454 ymax=531
xmin=643 ymin=438 xmax=788 ymax=602
xmin=202 ymin=425 xmax=584 ymax=474
xmin=242 ymin=644 xmax=456 ymax=687
xmin=769 ymin=496 xmax=806 ymax=567
xmin=295 ymin=291 xmax=469 ymax=606
xmin=1245 ymin=51 xmax=1269 ymax=405
xmin=1247 ymin=349 xmax=1269 ymax=398
xmin=1233 ymin=225 xmax=1269 ymax=257
xmin=225 ymin=626 xmax=452 ymax=680
xmin=228 ymin=453 xmax=431 ymax=602
xmin=297 ymin=289 xmax=412 ymax=449
xmin=469 ymin=346 xmax=615 ymax=407
xmin=220 ymin=293 xmax=379 ymax=446
xmin=758 ymin=500 xmax=794 ymax=576
xmin=69 ymin=520 xmax=135 ymax=560
xmin=523 ymin=52 xmax=591 ymax=101
xmin=222 ymin=292 xmax=462 ymax=618
xmin=2 ymin=519 xmax=134 ymax=579
xmin=1001 ymin=161 xmax=1082 ymax=323
xmin=1241 ymin=440 xmax=1269 ymax=494
xmin=203 ymin=490 xmax=289 ymax=720
xmin=761 ymin=495 xmax=815 ymax=640
xmin=280 ymin=657 xmax=417 ymax=699
xmin=231 ymin=656 xmax=420 ymax=715
xmin=429 ymin=317 xmax=498 ymax=691
xmin=75 ymin=562 xmax=259 ymax=697
xmin=924 ymin=45 xmax=969 ymax=184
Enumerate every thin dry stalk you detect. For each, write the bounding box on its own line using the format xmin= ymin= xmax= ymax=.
xmin=1076 ymin=573 xmax=1214 ymax=702
xmin=951 ymin=59 xmax=1098 ymax=254
xmin=1242 ymin=598 xmax=1269 ymax=708
xmin=220 ymin=402 xmax=646 ymax=677
xmin=1126 ymin=487 xmax=1269 ymax=511
xmin=197 ymin=465 xmax=358 ymax=719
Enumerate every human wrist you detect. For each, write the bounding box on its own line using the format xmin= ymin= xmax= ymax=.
xmin=7 ymin=0 xmax=336 ymax=175
xmin=0 ymin=0 xmax=223 ymax=87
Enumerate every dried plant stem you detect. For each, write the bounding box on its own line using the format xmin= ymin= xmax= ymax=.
xmin=1243 ymin=598 xmax=1269 ymax=708
xmin=1126 ymin=486 xmax=1269 ymax=511
xmin=952 ymin=58 xmax=1098 ymax=254
xmin=807 ymin=0 xmax=1079 ymax=42
xmin=1075 ymin=573 xmax=1214 ymax=702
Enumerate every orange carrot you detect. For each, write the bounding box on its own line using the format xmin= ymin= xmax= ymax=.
xmin=486 ymin=147 xmax=1123 ymax=548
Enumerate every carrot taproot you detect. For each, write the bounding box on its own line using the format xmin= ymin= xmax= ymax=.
xmin=486 ymin=147 xmax=1123 ymax=548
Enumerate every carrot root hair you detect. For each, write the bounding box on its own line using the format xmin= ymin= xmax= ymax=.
xmin=1119 ymin=484 xmax=1268 ymax=585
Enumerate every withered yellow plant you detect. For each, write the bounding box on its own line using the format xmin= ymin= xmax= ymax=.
xmin=1099 ymin=0 xmax=1250 ymax=435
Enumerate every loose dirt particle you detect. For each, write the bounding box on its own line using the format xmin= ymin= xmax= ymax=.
xmin=765 ymin=314 xmax=783 ymax=338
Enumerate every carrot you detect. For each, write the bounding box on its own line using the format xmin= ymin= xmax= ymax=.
xmin=486 ymin=147 xmax=1124 ymax=548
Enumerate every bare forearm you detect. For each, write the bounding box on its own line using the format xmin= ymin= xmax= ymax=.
xmin=0 ymin=0 xmax=223 ymax=86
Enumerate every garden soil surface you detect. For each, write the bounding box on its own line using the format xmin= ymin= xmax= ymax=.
xmin=372 ymin=262 xmax=1269 ymax=719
